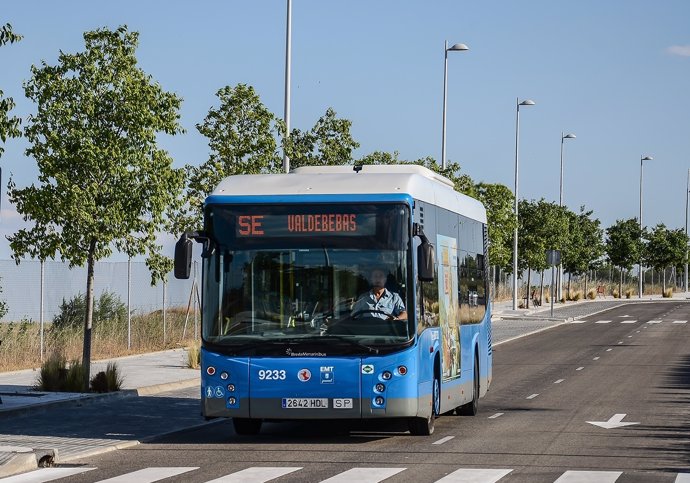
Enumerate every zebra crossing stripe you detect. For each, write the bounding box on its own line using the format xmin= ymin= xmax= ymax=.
xmin=554 ymin=470 xmax=622 ymax=482
xmin=0 ymin=467 xmax=95 ymax=483
xmin=436 ymin=468 xmax=513 ymax=482
xmin=94 ymin=467 xmax=198 ymax=483
xmin=620 ymin=320 xmax=637 ymax=324
xmin=595 ymin=320 xmax=611 ymax=324
xmin=648 ymin=320 xmax=662 ymax=324
xmin=320 ymin=467 xmax=406 ymax=482
xmin=205 ymin=467 xmax=302 ymax=482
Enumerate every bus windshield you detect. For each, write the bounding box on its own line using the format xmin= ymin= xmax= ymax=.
xmin=201 ymin=203 xmax=412 ymax=355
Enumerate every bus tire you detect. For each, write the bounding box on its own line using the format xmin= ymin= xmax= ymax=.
xmin=232 ymin=418 xmax=262 ymax=435
xmin=408 ymin=376 xmax=439 ymax=435
xmin=457 ymin=353 xmax=479 ymax=416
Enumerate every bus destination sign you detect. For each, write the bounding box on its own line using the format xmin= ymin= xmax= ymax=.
xmin=236 ymin=213 xmax=376 ymax=237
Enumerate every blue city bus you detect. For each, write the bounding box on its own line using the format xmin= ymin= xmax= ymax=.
xmin=174 ymin=164 xmax=492 ymax=435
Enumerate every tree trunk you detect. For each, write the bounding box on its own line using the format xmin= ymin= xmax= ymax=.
xmin=584 ymin=271 xmax=588 ymax=298
xmin=567 ymin=272 xmax=572 ymax=301
xmin=619 ymin=268 xmax=623 ymax=298
xmin=539 ymin=269 xmax=545 ymax=305
xmin=663 ymin=267 xmax=667 ymax=293
xmin=526 ymin=268 xmax=532 ymax=308
xmin=82 ymin=239 xmax=97 ymax=392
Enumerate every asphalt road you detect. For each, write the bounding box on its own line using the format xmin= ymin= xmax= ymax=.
xmin=10 ymin=302 xmax=690 ymax=482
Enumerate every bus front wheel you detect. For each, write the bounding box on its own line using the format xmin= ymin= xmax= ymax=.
xmin=232 ymin=418 xmax=262 ymax=435
xmin=408 ymin=377 xmax=439 ymax=435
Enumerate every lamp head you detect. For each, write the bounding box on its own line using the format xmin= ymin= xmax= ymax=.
xmin=641 ymin=155 xmax=653 ymax=161
xmin=519 ymin=99 xmax=535 ymax=106
xmin=447 ymin=43 xmax=469 ymax=52
xmin=563 ymin=133 xmax=576 ymax=139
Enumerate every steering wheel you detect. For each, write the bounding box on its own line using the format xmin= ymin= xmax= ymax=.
xmin=350 ymin=309 xmax=398 ymax=321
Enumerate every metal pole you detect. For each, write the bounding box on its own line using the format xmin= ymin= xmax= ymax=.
xmin=127 ymin=258 xmax=131 ymax=350
xmin=163 ymin=277 xmax=167 ymax=344
xmin=639 ymin=157 xmax=643 ymax=298
xmin=40 ymin=260 xmax=44 ymax=362
xmin=558 ymin=134 xmax=564 ymax=301
xmin=442 ymin=40 xmax=449 ymax=170
xmin=550 ymin=265 xmax=555 ymax=317
xmin=282 ymin=0 xmax=292 ymax=173
xmin=512 ymin=99 xmax=521 ymax=310
xmin=686 ymin=169 xmax=689 ymax=295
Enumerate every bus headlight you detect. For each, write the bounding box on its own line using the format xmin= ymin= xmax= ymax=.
xmin=228 ymin=397 xmax=236 ymax=405
xmin=381 ymin=371 xmax=392 ymax=380
xmin=374 ymin=396 xmax=385 ymax=406
xmin=220 ymin=371 xmax=229 ymax=380
xmin=375 ymin=383 xmax=385 ymax=393
xmin=227 ymin=384 xmax=236 ymax=392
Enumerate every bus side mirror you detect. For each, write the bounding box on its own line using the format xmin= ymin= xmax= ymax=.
xmin=417 ymin=242 xmax=435 ymax=282
xmin=174 ymin=233 xmax=193 ymax=279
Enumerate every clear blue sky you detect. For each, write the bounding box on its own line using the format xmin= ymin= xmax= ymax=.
xmin=1 ymin=1 xmax=689 ymax=261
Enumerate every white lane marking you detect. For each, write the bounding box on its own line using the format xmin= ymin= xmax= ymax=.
xmin=433 ymin=436 xmax=455 ymax=445
xmin=606 ymin=349 xmax=612 ymax=352
xmin=554 ymin=379 xmax=565 ymax=384
xmin=636 ymin=330 xmax=641 ymax=333
xmin=526 ymin=394 xmax=539 ymax=399
xmin=673 ymin=320 xmax=687 ymax=324
xmin=675 ymin=473 xmax=690 ymax=482
xmin=576 ymin=367 xmax=584 ymax=371
xmin=0 ymin=467 xmax=96 ymax=482
xmin=95 ymin=467 xmax=198 ymax=483
xmin=628 ymin=335 xmax=633 ymax=338
xmin=587 ymin=413 xmax=640 ymax=429
xmin=595 ymin=320 xmax=611 ymax=324
xmin=320 ymin=468 xmax=406 ymax=483
xmin=436 ymin=468 xmax=513 ymax=482
xmin=488 ymin=413 xmax=504 ymax=419
xmin=571 ymin=320 xmax=587 ymax=324
xmin=621 ymin=320 xmax=637 ymax=324
xmin=618 ymin=315 xmax=632 ymax=318
xmin=648 ymin=320 xmax=662 ymax=324
xmin=554 ymin=470 xmax=622 ymax=482
xmin=593 ymin=357 xmax=600 ymax=360
xmin=617 ymin=341 xmax=623 ymax=344
xmin=206 ymin=467 xmax=302 ymax=482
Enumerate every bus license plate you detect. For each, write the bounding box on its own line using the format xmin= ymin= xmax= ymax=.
xmin=282 ymin=398 xmax=329 ymax=409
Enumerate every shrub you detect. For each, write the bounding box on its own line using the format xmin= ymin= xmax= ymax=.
xmin=53 ymin=291 xmax=127 ymax=330
xmin=663 ymin=288 xmax=674 ymax=298
xmin=572 ymin=290 xmax=583 ymax=301
xmin=625 ymin=289 xmax=633 ymax=299
xmin=613 ymin=289 xmax=620 ymax=298
xmin=90 ymin=362 xmax=123 ymax=393
xmin=587 ymin=289 xmax=596 ymax=300
xmin=36 ymin=354 xmax=86 ymax=392
xmin=187 ymin=341 xmax=201 ymax=369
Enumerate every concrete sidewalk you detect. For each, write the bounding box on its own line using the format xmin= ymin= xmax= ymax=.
xmin=0 ymin=349 xmax=201 ymax=477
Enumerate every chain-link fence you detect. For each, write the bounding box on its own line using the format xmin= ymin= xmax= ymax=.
xmin=0 ymin=259 xmax=197 ymax=323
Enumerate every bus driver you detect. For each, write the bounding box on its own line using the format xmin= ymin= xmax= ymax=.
xmin=352 ymin=267 xmax=407 ymax=320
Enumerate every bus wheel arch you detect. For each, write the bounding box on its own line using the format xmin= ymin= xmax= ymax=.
xmin=408 ymin=352 xmax=440 ymax=436
xmin=457 ymin=346 xmax=479 ymax=416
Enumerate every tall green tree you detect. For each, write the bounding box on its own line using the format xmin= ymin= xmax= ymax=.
xmin=605 ymin=218 xmax=643 ymax=296
xmin=283 ymin=107 xmax=360 ymax=168
xmin=7 ymin=26 xmax=185 ymax=389
xmin=0 ymin=23 xmax=23 ymax=159
xmin=562 ymin=206 xmax=605 ymax=294
xmin=518 ymin=199 xmax=569 ymax=305
xmin=476 ymin=182 xmax=515 ymax=272
xmin=177 ymin=84 xmax=281 ymax=232
xmin=644 ymin=224 xmax=688 ymax=292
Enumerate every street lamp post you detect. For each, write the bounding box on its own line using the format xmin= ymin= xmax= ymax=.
xmin=512 ymin=98 xmax=535 ymax=310
xmin=558 ymin=132 xmax=576 ymax=301
xmin=685 ymin=169 xmax=690 ymax=298
xmin=441 ymin=41 xmax=468 ymax=170
xmin=282 ymin=0 xmax=292 ymax=173
xmin=639 ymin=155 xmax=653 ymax=298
